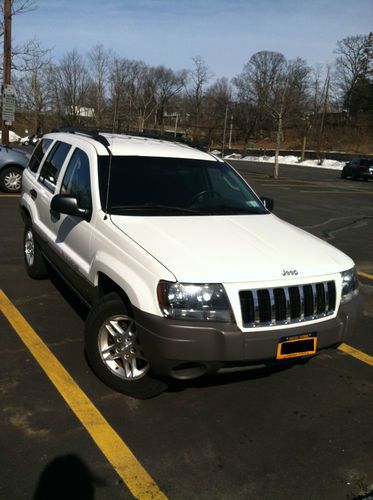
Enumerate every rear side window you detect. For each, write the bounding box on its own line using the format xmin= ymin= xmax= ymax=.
xmin=61 ymin=148 xmax=92 ymax=210
xmin=28 ymin=138 xmax=53 ymax=173
xmin=38 ymin=141 xmax=71 ymax=193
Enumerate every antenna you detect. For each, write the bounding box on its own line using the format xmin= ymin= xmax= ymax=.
xmin=104 ymin=134 xmax=114 ymax=221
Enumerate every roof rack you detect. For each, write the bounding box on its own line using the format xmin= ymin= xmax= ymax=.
xmin=51 ymin=127 xmax=210 ymax=155
xmin=126 ymin=130 xmax=208 ymax=152
xmin=52 ymin=127 xmax=111 ymax=149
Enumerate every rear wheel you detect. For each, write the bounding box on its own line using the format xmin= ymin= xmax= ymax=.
xmin=85 ymin=293 xmax=167 ymax=399
xmin=0 ymin=166 xmax=23 ymax=193
xmin=23 ymin=221 xmax=48 ymax=279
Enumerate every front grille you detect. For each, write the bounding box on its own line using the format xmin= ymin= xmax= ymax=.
xmin=239 ymin=281 xmax=336 ymax=328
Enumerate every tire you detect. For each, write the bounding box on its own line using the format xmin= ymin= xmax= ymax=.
xmin=0 ymin=166 xmax=23 ymax=193
xmin=24 ymin=221 xmax=48 ymax=279
xmin=340 ymin=170 xmax=346 ymax=179
xmin=85 ymin=293 xmax=167 ymax=399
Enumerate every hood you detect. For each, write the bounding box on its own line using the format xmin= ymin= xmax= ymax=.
xmin=110 ymin=213 xmax=354 ymax=283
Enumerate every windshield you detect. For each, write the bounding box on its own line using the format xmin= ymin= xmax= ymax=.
xmin=98 ymin=156 xmax=267 ymax=216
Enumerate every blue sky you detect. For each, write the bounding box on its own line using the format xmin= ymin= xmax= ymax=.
xmin=13 ymin=0 xmax=373 ymax=79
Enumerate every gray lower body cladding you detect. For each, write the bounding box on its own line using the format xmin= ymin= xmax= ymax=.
xmin=133 ymin=295 xmax=363 ymax=379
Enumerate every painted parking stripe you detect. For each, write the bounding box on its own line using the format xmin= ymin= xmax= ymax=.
xmin=358 ymin=271 xmax=373 ymax=281
xmin=338 ymin=343 xmax=373 ymax=366
xmin=0 ymin=289 xmax=167 ymax=500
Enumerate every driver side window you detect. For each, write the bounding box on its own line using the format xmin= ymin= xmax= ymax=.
xmin=61 ymin=148 xmax=92 ymax=210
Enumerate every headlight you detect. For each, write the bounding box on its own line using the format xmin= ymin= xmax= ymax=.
xmin=157 ymin=281 xmax=234 ymax=322
xmin=340 ymin=268 xmax=359 ymax=304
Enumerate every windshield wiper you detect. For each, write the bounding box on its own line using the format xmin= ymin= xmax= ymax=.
xmin=110 ymin=203 xmax=205 ymax=215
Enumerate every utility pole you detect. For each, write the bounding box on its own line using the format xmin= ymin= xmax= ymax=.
xmin=221 ymin=104 xmax=228 ymax=158
xmin=2 ymin=0 xmax=12 ymax=147
xmin=228 ymin=114 xmax=233 ymax=149
xmin=317 ymin=71 xmax=330 ymax=165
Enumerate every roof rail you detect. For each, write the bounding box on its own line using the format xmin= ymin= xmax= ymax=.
xmin=125 ymin=130 xmax=208 ymax=152
xmin=51 ymin=127 xmax=209 ymax=154
xmin=52 ymin=127 xmax=111 ymax=149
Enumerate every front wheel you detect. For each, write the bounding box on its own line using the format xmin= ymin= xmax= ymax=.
xmin=85 ymin=293 xmax=167 ymax=399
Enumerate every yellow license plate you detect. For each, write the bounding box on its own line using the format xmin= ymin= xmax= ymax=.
xmin=276 ymin=333 xmax=317 ymax=360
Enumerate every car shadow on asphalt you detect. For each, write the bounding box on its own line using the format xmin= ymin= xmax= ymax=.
xmin=165 ymin=359 xmax=310 ymax=394
xmin=47 ymin=264 xmax=90 ymax=322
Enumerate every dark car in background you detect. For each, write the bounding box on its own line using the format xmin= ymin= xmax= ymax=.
xmin=0 ymin=145 xmax=29 ymax=193
xmin=341 ymin=158 xmax=373 ymax=181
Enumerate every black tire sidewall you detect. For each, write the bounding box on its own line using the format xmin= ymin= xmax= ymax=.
xmin=24 ymin=221 xmax=48 ymax=279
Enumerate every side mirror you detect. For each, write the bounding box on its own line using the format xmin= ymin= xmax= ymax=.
xmin=260 ymin=197 xmax=274 ymax=212
xmin=51 ymin=194 xmax=91 ymax=221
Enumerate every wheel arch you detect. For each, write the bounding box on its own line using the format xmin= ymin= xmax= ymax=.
xmin=20 ymin=205 xmax=31 ymax=223
xmin=97 ymin=272 xmax=134 ymax=316
xmin=0 ymin=162 xmax=25 ymax=173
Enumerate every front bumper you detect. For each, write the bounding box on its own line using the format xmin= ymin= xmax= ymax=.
xmin=134 ymin=294 xmax=363 ymax=379
xmin=362 ymin=172 xmax=373 ymax=180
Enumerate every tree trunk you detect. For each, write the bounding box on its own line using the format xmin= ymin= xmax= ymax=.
xmin=301 ymin=135 xmax=307 ymax=162
xmin=274 ymin=113 xmax=282 ymax=179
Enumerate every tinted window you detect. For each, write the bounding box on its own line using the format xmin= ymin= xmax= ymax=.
xmin=61 ymin=149 xmax=92 ymax=210
xmin=38 ymin=141 xmax=71 ymax=192
xmin=98 ymin=156 xmax=265 ymax=216
xmin=28 ymin=138 xmax=53 ymax=173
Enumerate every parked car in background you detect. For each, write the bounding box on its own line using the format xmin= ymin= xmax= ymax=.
xmin=20 ymin=135 xmax=34 ymax=146
xmin=32 ymin=134 xmax=43 ymax=146
xmin=0 ymin=145 xmax=29 ymax=193
xmin=341 ymin=158 xmax=373 ymax=181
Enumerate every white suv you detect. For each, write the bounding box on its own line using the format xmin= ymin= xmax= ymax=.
xmin=20 ymin=130 xmax=361 ymax=398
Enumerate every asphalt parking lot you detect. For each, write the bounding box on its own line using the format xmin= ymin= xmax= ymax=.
xmin=0 ymin=161 xmax=372 ymax=500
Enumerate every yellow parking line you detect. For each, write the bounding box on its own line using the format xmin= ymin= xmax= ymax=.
xmin=358 ymin=271 xmax=373 ymax=281
xmin=0 ymin=289 xmax=167 ymax=500
xmin=0 ymin=194 xmax=20 ymax=198
xmin=338 ymin=343 xmax=373 ymax=366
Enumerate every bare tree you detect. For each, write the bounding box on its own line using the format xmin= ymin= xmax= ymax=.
xmin=205 ymin=77 xmax=232 ymax=147
xmin=187 ymin=56 xmax=213 ymax=133
xmin=13 ymin=49 xmax=52 ymax=133
xmin=0 ymin=0 xmax=35 ymax=37
xmin=233 ymin=50 xmax=287 ymax=151
xmin=51 ymin=50 xmax=91 ymax=126
xmin=88 ymin=45 xmax=111 ymax=128
xmin=0 ymin=1 xmax=49 ymax=74
xmin=153 ymin=66 xmax=187 ymax=130
xmin=334 ymin=34 xmax=373 ymax=112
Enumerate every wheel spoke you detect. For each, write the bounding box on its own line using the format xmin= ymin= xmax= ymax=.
xmin=102 ymin=345 xmax=121 ymax=361
xmin=105 ymin=320 xmax=124 ymax=339
xmin=123 ymin=358 xmax=132 ymax=378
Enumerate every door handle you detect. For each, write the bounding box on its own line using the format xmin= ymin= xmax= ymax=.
xmin=30 ymin=189 xmax=37 ymax=199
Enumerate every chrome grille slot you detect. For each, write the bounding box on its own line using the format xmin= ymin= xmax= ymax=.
xmin=239 ymin=281 xmax=336 ymax=328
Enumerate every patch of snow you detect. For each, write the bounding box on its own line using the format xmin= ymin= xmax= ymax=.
xmin=0 ymin=130 xmax=21 ymax=142
xmin=224 ymin=153 xmax=242 ymax=159
xmin=239 ymin=155 xmax=344 ymax=171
